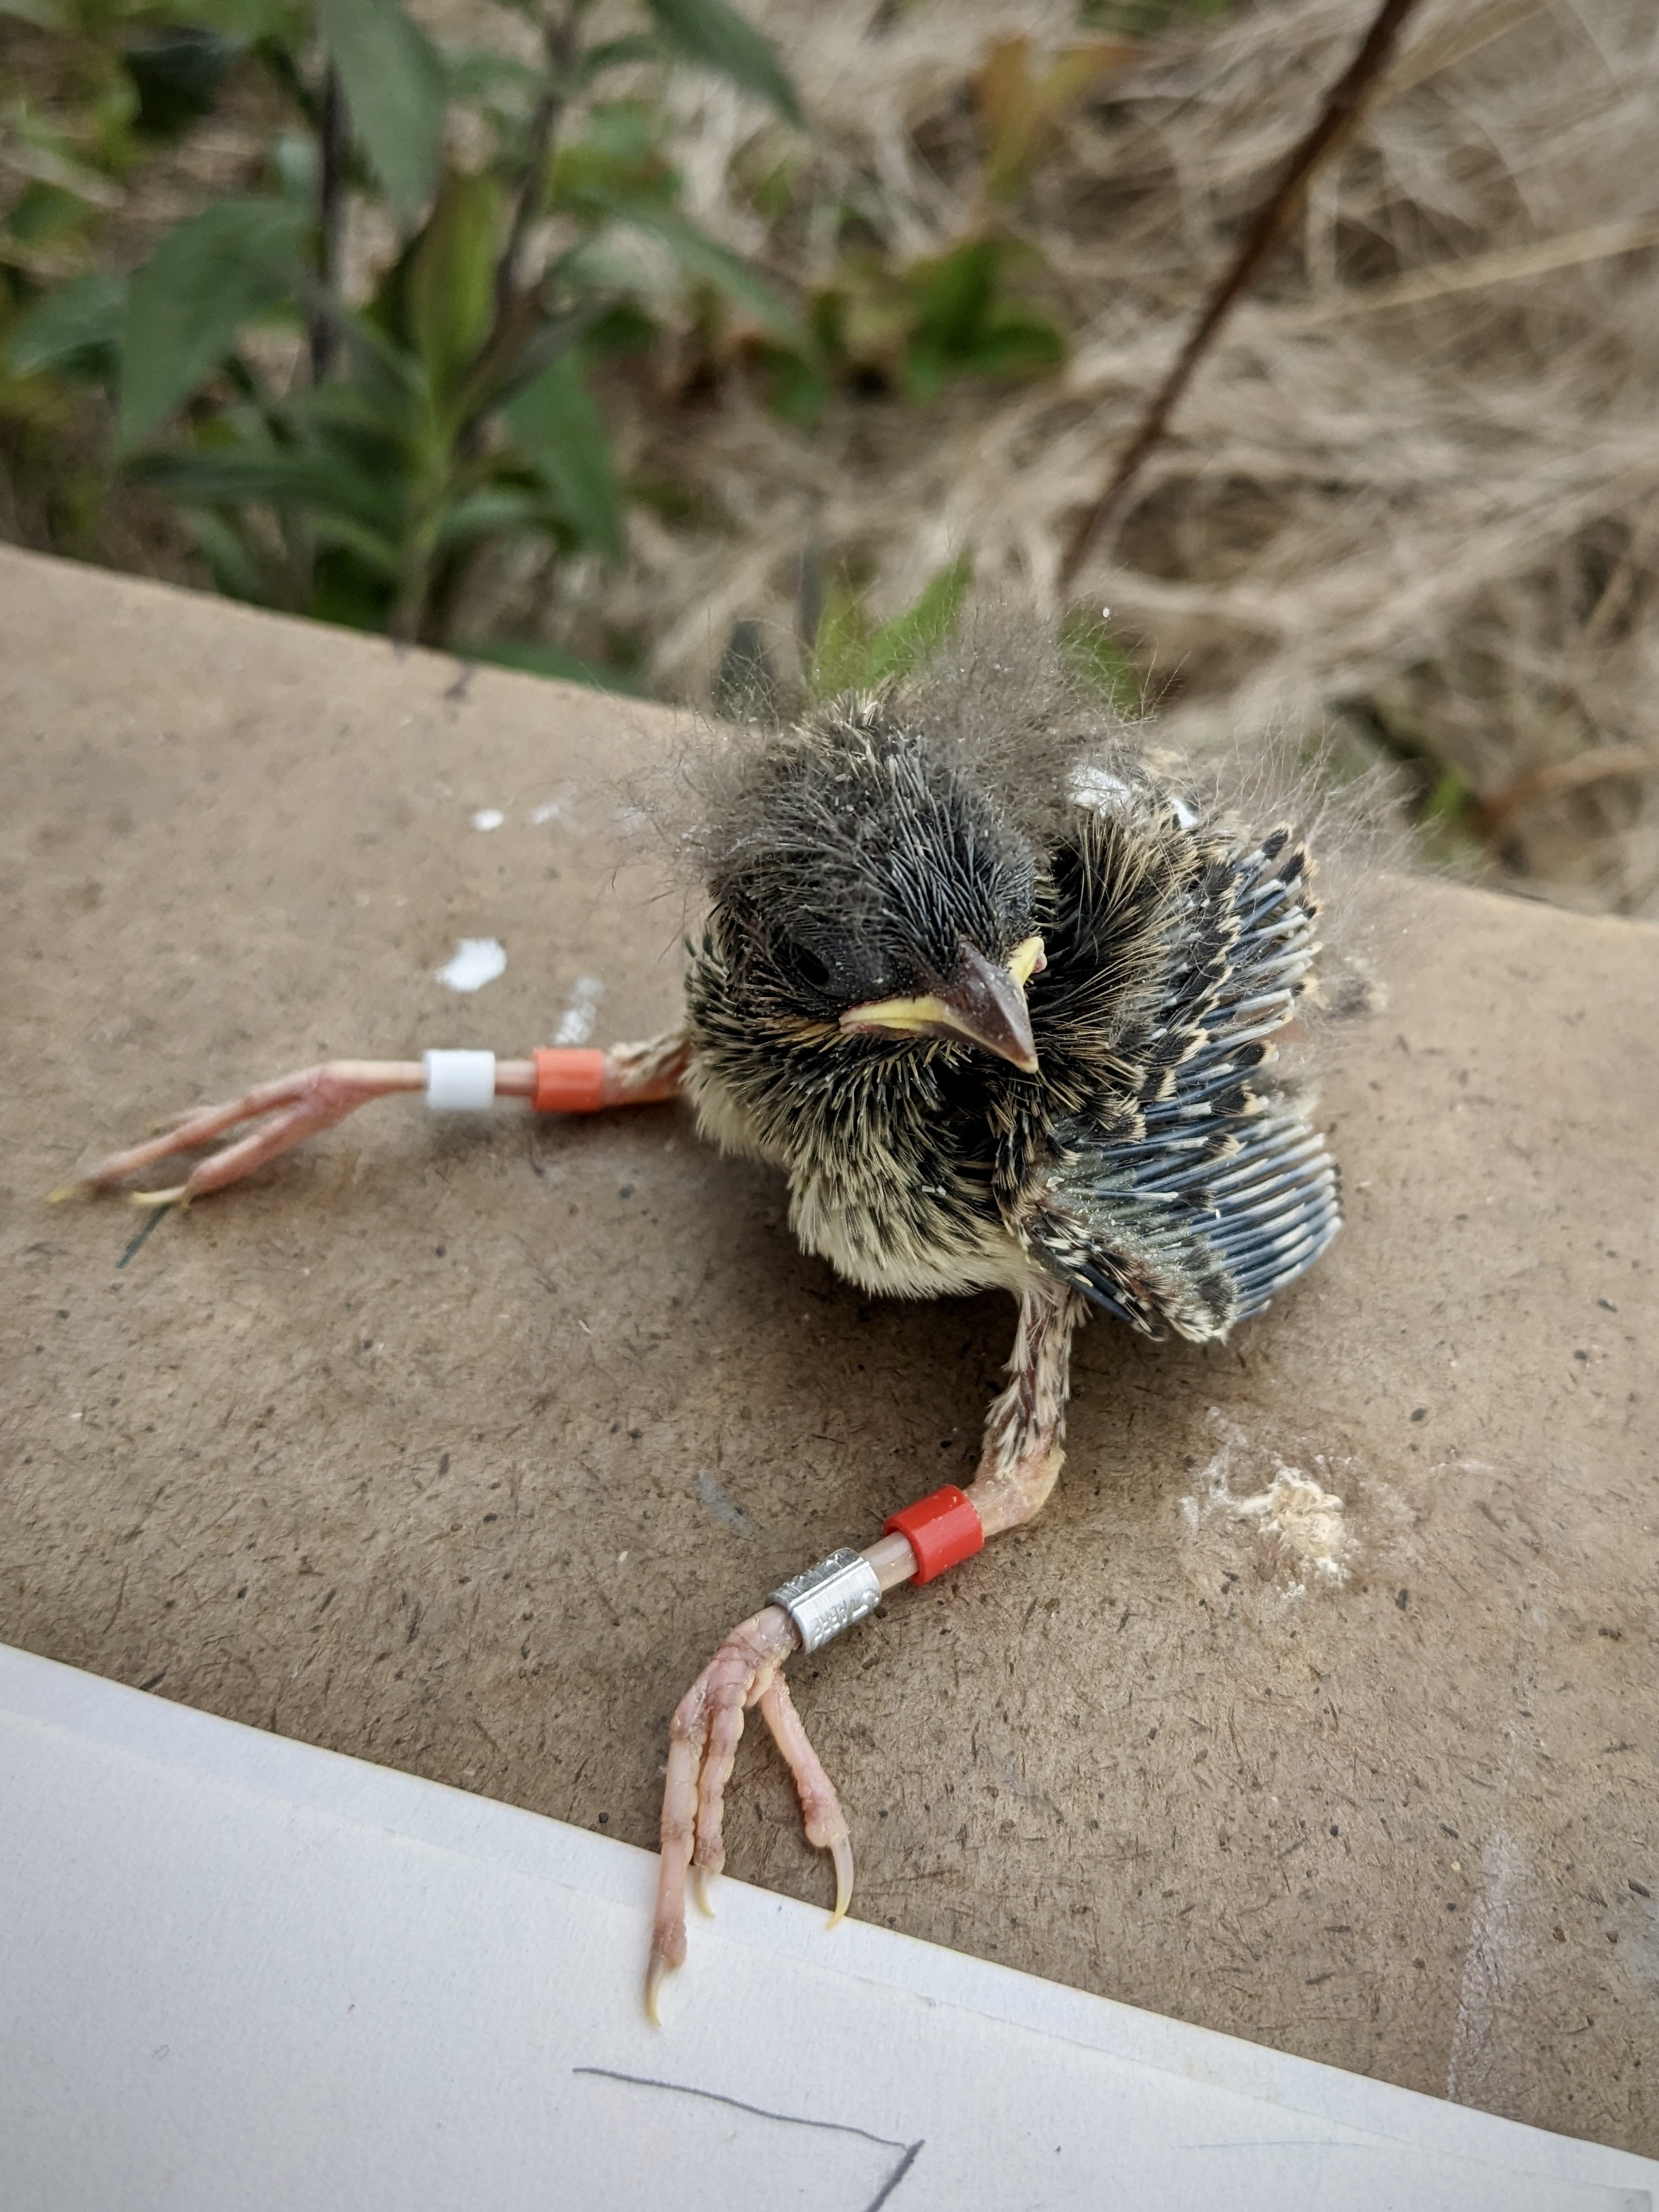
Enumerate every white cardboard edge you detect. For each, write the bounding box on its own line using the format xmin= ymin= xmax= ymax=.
xmin=1 ymin=1640 xmax=1652 ymax=2202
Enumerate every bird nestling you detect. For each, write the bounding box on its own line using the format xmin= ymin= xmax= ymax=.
xmin=59 ymin=627 xmax=1364 ymax=2021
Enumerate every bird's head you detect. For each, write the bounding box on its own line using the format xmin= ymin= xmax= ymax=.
xmin=697 ymin=698 xmax=1047 ymax=1077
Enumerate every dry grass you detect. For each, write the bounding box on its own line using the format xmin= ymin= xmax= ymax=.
xmin=10 ymin=0 xmax=1659 ymax=911
xmin=519 ymin=0 xmax=1659 ymax=915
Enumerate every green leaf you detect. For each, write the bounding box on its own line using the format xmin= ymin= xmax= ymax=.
xmin=643 ymin=0 xmax=800 ymax=123
xmin=551 ymin=102 xmax=679 ymax=210
xmin=318 ymin=0 xmax=446 ymax=219
xmin=131 ymin=443 xmax=404 ymax=563
xmin=580 ymin=35 xmax=663 ymax=84
xmin=913 ymin=239 xmax=997 ymax=353
xmin=504 ymin=353 xmax=623 ymax=558
xmin=806 ymin=584 xmax=874 ymax=700
xmin=596 ymin=199 xmax=800 ymax=342
xmin=443 ymin=46 xmax=544 ymax=107
xmin=5 ymin=272 xmax=125 ymax=380
xmin=119 ymin=198 xmax=306 ymax=444
xmin=183 ymin=508 xmax=277 ymax=604
xmin=173 ymin=0 xmax=297 ymax=42
xmin=897 ymin=237 xmax=1066 ymax=395
xmin=321 ymin=287 xmax=427 ymax=407
xmin=123 ymin=29 xmax=240 ymax=142
xmin=406 ymin=171 xmax=502 ymax=408
xmin=7 ymin=181 xmax=95 ymax=248
xmin=310 ymin=545 xmax=399 ymax=632
xmin=759 ymin=342 xmax=829 ymax=428
xmin=904 ymin=322 xmax=1064 ymax=400
xmin=460 ymin=304 xmax=592 ymax=420
xmin=434 ymin=486 xmax=553 ymax=549
xmin=956 ymin=318 xmax=1065 ymax=378
xmin=1059 ymin=604 xmax=1138 ymax=709
xmin=810 ymin=557 xmax=973 ymax=698
xmin=863 ymin=556 xmax=974 ymax=685
xmin=902 ymin=345 xmax=949 ymax=404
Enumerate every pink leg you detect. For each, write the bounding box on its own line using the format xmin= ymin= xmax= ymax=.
xmin=54 ymin=1029 xmax=691 ymax=1207
xmin=962 ymin=1279 xmax=1084 ymax=1538
xmin=646 ymin=1280 xmax=1085 ymax=2019
xmin=757 ymin=1672 xmax=854 ymax=1923
xmin=648 ymin=1604 xmax=798 ymax=2022
xmin=53 ymin=1061 xmax=428 ymax=1207
xmin=685 ymin=1666 xmax=853 ymax=1916
xmin=604 ymin=1032 xmax=692 ymax=1105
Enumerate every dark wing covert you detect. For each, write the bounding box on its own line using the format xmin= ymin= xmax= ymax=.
xmin=1025 ymin=819 xmax=1340 ymax=1342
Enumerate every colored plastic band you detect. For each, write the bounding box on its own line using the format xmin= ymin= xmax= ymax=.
xmin=884 ymin=1484 xmax=984 ymax=1585
xmin=423 ymin=1050 xmax=497 ymax=1111
xmin=532 ymin=1047 xmax=608 ymax=1115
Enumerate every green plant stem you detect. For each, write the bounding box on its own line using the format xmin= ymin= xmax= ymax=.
xmin=406 ymin=0 xmax=581 ymax=645
xmin=391 ymin=494 xmax=442 ymax=643
xmin=309 ymin=66 xmax=346 ymax=386
xmin=491 ymin=0 xmax=583 ymax=327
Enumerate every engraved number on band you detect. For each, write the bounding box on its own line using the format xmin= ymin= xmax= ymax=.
xmin=770 ymin=1547 xmax=883 ymax=1655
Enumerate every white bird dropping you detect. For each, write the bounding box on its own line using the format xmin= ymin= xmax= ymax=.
xmin=436 ymin=939 xmax=508 ymax=993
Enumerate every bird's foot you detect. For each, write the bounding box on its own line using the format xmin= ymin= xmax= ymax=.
xmin=647 ymin=1603 xmax=851 ymax=2021
xmin=51 ymin=1060 xmax=427 ymax=1206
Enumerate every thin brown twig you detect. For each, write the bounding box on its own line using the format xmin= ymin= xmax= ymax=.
xmin=1057 ymin=0 xmax=1430 ymax=589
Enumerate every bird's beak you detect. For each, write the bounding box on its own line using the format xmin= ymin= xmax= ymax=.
xmin=840 ymin=935 xmax=1044 ymax=1073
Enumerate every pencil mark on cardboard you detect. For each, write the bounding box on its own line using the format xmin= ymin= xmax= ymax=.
xmin=116 ymin=1204 xmax=172 ymax=1268
xmin=572 ymin=2067 xmax=923 ymax=2208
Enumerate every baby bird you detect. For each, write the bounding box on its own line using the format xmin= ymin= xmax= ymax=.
xmin=651 ymin=688 xmax=1339 ymax=2011
xmin=61 ymin=655 xmax=1344 ymax=2021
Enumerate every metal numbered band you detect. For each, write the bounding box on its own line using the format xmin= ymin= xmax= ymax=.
xmin=769 ymin=1548 xmax=883 ymax=1655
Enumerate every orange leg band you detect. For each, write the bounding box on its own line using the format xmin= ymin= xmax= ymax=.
xmin=883 ymin=1483 xmax=985 ymax=1584
xmin=530 ymin=1041 xmax=687 ymax=1115
xmin=531 ymin=1047 xmax=609 ymax=1113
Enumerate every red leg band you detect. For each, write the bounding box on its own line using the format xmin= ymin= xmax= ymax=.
xmin=532 ymin=1047 xmax=608 ymax=1114
xmin=884 ymin=1484 xmax=985 ymax=1584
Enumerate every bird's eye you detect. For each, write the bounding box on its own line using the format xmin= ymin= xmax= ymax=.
xmin=774 ymin=935 xmax=833 ymax=992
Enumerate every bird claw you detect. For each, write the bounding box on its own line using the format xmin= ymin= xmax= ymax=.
xmin=648 ymin=1603 xmax=853 ymax=2017
xmin=828 ymin=1831 xmax=855 ymax=1929
xmin=129 ymin=1184 xmax=190 ymax=1210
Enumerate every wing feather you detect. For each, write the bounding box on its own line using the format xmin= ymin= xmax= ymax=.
xmin=1023 ymin=811 xmax=1340 ymax=1341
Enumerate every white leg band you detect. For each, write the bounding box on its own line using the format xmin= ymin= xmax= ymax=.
xmin=423 ymin=1050 xmax=497 ymax=1111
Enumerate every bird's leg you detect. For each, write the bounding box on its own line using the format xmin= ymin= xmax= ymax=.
xmin=649 ymin=1601 xmax=793 ymax=2019
xmin=963 ymin=1277 xmax=1087 ymax=1540
xmin=54 ymin=1031 xmax=690 ymax=1206
xmin=601 ymin=1030 xmax=691 ymax=1104
xmin=52 ymin=1060 xmax=430 ymax=1207
xmin=646 ymin=1278 xmax=1084 ymax=2017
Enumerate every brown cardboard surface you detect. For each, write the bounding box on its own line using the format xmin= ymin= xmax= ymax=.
xmin=2 ymin=545 xmax=1654 ymax=2153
